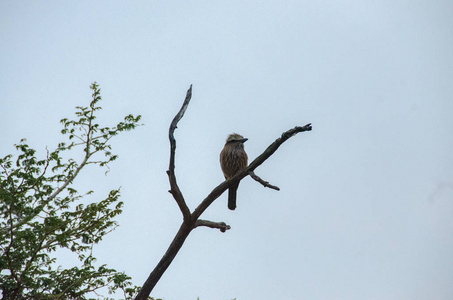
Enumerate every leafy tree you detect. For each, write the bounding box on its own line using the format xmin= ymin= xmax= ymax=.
xmin=0 ymin=83 xmax=143 ymax=299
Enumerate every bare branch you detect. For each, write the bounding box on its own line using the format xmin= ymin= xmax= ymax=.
xmin=167 ymin=85 xmax=192 ymax=222
xmin=248 ymin=124 xmax=312 ymax=171
xmin=195 ymin=219 xmax=231 ymax=232
xmin=192 ymin=123 xmax=312 ymax=220
xmin=135 ymin=86 xmax=312 ymax=299
xmin=248 ymin=171 xmax=280 ymax=190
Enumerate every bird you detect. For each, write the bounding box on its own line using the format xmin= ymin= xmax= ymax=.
xmin=220 ymin=133 xmax=248 ymax=210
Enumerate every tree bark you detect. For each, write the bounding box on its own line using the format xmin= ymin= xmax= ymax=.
xmin=134 ymin=221 xmax=194 ymax=300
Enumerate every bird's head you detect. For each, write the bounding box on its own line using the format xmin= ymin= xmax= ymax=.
xmin=226 ymin=133 xmax=248 ymax=146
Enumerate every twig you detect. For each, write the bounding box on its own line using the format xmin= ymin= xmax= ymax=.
xmin=195 ymin=219 xmax=231 ymax=232
xmin=248 ymin=171 xmax=280 ymax=190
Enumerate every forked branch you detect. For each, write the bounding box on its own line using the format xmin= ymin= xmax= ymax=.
xmin=135 ymin=86 xmax=312 ymax=300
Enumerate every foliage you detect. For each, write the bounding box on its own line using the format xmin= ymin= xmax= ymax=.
xmin=0 ymin=83 xmax=143 ymax=299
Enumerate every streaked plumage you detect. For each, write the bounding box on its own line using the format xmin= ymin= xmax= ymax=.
xmin=220 ymin=133 xmax=248 ymax=210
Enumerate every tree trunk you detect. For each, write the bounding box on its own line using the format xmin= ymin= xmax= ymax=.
xmin=134 ymin=221 xmax=193 ymax=300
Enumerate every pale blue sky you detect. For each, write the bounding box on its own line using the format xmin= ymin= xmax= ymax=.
xmin=1 ymin=1 xmax=453 ymax=299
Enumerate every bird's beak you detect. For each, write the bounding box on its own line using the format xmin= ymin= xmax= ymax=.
xmin=240 ymin=138 xmax=248 ymax=143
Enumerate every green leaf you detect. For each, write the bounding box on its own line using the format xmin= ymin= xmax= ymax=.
xmin=0 ymin=82 xmax=141 ymax=299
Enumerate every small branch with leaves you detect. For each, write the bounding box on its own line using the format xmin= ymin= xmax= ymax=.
xmin=135 ymin=86 xmax=312 ymax=299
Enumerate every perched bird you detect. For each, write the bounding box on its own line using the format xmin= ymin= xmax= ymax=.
xmin=220 ymin=133 xmax=248 ymax=210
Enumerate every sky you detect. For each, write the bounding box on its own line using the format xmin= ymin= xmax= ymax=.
xmin=1 ymin=1 xmax=453 ymax=299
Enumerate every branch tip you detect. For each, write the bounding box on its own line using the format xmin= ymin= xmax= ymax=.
xmin=249 ymin=171 xmax=280 ymax=190
xmin=166 ymin=87 xmax=194 ymax=221
xmin=195 ymin=219 xmax=231 ymax=232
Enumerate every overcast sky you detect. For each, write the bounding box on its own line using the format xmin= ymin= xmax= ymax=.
xmin=1 ymin=1 xmax=453 ymax=299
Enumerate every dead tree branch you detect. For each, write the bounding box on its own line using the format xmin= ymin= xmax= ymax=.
xmin=195 ymin=219 xmax=231 ymax=232
xmin=248 ymin=171 xmax=280 ymax=190
xmin=167 ymin=85 xmax=192 ymax=222
xmin=135 ymin=86 xmax=312 ymax=300
xmin=191 ymin=123 xmax=312 ymax=221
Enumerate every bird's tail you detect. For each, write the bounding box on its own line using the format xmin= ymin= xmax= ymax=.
xmin=228 ymin=183 xmax=239 ymax=210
